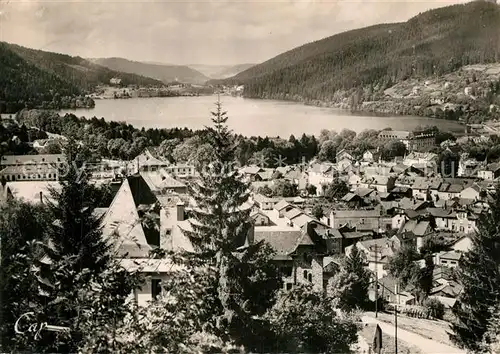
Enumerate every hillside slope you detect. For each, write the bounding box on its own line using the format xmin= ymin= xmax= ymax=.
xmin=190 ymin=63 xmax=256 ymax=79
xmin=0 ymin=42 xmax=81 ymax=113
xmin=0 ymin=42 xmax=164 ymax=113
xmin=216 ymin=1 xmax=500 ymax=115
xmin=92 ymin=57 xmax=210 ymax=84
xmin=6 ymin=43 xmax=164 ymax=90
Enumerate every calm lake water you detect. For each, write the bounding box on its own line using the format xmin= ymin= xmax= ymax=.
xmin=61 ymin=95 xmax=464 ymax=137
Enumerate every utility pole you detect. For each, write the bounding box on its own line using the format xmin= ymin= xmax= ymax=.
xmin=374 ymin=243 xmax=378 ymax=318
xmin=395 ymin=283 xmax=399 ymax=354
xmin=395 ymin=305 xmax=398 ymax=354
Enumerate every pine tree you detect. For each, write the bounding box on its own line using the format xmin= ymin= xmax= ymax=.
xmin=184 ymin=100 xmax=281 ymax=348
xmin=328 ymin=244 xmax=370 ymax=311
xmin=451 ymin=186 xmax=500 ymax=352
xmin=0 ymin=201 xmax=51 ymax=352
xmin=32 ymin=137 xmax=142 ymax=352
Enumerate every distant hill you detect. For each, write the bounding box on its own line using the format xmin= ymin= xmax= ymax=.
xmin=214 ymin=1 xmax=500 ymax=110
xmin=0 ymin=42 xmax=165 ymax=113
xmin=91 ymin=57 xmax=210 ymax=85
xmin=189 ymin=64 xmax=256 ymax=79
xmin=5 ymin=43 xmax=164 ymax=90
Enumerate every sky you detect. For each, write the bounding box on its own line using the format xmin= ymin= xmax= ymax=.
xmin=0 ymin=0 xmax=471 ymax=66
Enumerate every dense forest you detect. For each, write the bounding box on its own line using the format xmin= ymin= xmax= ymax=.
xmin=214 ymin=2 xmax=500 ymax=119
xmin=91 ymin=57 xmax=210 ymax=85
xmin=0 ymin=42 xmax=165 ymax=113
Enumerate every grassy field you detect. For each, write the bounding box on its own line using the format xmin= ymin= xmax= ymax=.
xmin=359 ymin=323 xmax=422 ymax=354
xmin=365 ymin=311 xmax=455 ymax=347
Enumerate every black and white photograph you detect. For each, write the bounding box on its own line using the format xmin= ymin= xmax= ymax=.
xmin=0 ymin=0 xmax=500 ymax=352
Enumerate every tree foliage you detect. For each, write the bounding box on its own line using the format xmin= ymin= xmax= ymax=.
xmin=324 ymin=178 xmax=350 ymax=201
xmin=217 ymin=2 xmax=500 ymax=121
xmin=328 ymin=244 xmax=371 ymax=311
xmin=387 ymin=244 xmax=420 ymax=289
xmin=29 ymin=138 xmax=142 ymax=352
xmin=182 ymin=101 xmax=282 ymax=350
xmin=264 ymin=285 xmax=359 ymax=353
xmin=451 ymin=185 xmax=500 ymax=352
xmin=0 ymin=201 xmax=51 ymax=352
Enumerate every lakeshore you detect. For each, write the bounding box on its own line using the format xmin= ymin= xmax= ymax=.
xmin=60 ymin=95 xmax=465 ymax=137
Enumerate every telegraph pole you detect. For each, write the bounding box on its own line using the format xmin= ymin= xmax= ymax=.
xmin=374 ymin=243 xmax=378 ymax=318
xmin=395 ymin=305 xmax=398 ymax=354
xmin=395 ymin=283 xmax=399 ymax=354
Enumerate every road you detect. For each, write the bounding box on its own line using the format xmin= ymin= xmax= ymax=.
xmin=362 ymin=316 xmax=466 ymax=354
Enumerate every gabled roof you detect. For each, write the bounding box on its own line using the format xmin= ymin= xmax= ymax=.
xmin=440 ymin=250 xmax=462 ymax=261
xmin=253 ymin=229 xmax=303 ymax=257
xmin=392 ymin=164 xmax=410 ymax=174
xmin=285 ymin=208 xmax=303 ymax=220
xmin=355 ymin=188 xmax=375 ymax=198
xmin=101 ymin=178 xmax=151 ymax=258
xmin=126 ymin=174 xmax=157 ymax=207
xmin=400 ymin=220 xmax=432 ymax=236
xmin=342 ymin=192 xmax=361 ymax=202
xmin=292 ymin=214 xmax=315 ymax=228
xmin=257 ymin=169 xmax=275 ymax=181
xmin=133 ymin=149 xmax=169 ymax=167
xmin=427 ymin=207 xmax=452 ymax=218
xmin=482 ymin=162 xmax=500 ymax=173
xmin=391 ymin=186 xmax=411 ymax=194
xmin=274 ymin=199 xmax=292 ymax=212
xmin=241 ymin=165 xmax=263 ymax=175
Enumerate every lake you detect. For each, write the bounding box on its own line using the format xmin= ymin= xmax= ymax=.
xmin=61 ymin=95 xmax=464 ymax=137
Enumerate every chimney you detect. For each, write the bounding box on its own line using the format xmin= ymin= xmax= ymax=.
xmin=39 ymin=191 xmax=43 ymax=204
xmin=176 ymin=202 xmax=185 ymax=221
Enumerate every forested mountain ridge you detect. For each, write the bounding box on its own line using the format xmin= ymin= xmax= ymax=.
xmin=214 ymin=2 xmax=500 ymax=120
xmin=6 ymin=43 xmax=164 ymax=89
xmin=91 ymin=57 xmax=210 ymax=85
xmin=0 ymin=42 xmax=164 ymax=113
xmin=190 ymin=63 xmax=257 ymax=79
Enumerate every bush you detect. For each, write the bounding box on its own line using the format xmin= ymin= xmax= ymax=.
xmin=424 ymin=298 xmax=445 ymax=320
xmin=265 ymin=285 xmax=359 ymax=353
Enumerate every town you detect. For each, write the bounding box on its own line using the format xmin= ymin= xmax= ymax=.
xmin=1 ymin=108 xmax=499 ymax=351
xmin=2 ymin=0 xmax=500 ymax=352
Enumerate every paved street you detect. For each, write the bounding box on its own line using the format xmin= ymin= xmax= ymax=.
xmin=362 ymin=316 xmax=466 ymax=354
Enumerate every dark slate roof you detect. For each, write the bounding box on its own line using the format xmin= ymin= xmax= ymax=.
xmin=127 ymin=174 xmax=157 ymax=207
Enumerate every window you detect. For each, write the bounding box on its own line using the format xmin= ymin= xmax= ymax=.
xmin=442 ymin=260 xmax=448 ymax=264
xmin=286 ymin=283 xmax=293 ymax=290
xmin=303 ymin=270 xmax=307 ymax=279
xmin=151 ymin=279 xmax=162 ymax=300
xmin=308 ymin=274 xmax=312 ymax=282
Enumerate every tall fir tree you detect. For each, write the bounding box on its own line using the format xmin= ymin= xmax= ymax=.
xmin=328 ymin=244 xmax=370 ymax=311
xmin=31 ymin=137 xmax=142 ymax=352
xmin=184 ymin=100 xmax=281 ymax=348
xmin=0 ymin=201 xmax=51 ymax=352
xmin=451 ymin=186 xmax=500 ymax=352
